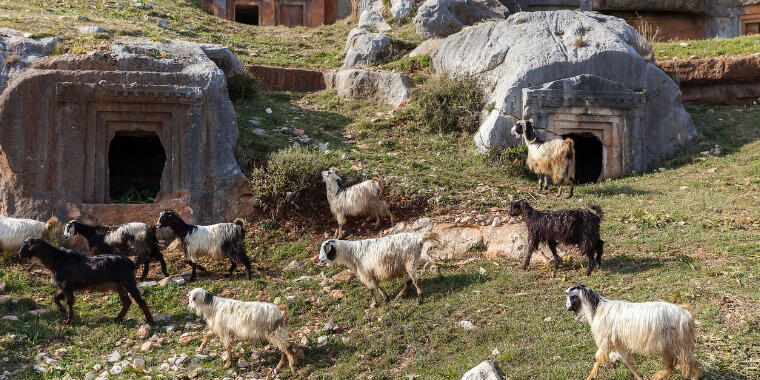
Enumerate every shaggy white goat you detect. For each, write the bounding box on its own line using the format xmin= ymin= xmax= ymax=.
xmin=565 ymin=284 xmax=700 ymax=380
xmin=0 ymin=216 xmax=59 ymax=252
xmin=511 ymin=119 xmax=576 ymax=197
xmin=319 ymin=232 xmax=437 ymax=307
xmin=188 ymin=288 xmax=297 ymax=373
xmin=322 ymin=169 xmax=394 ymax=238
xmin=157 ymin=210 xmax=252 ymax=281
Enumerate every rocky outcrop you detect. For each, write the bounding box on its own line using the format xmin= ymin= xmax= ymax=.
xmin=408 ymin=38 xmax=445 ymax=57
xmin=414 ymin=0 xmax=510 ymax=37
xmin=462 ymin=360 xmax=501 ymax=380
xmin=0 ymin=34 xmax=253 ymax=224
xmin=343 ymin=27 xmax=392 ymax=67
xmin=325 ymin=68 xmax=413 ymax=107
xmin=359 ymin=10 xmax=392 ymax=32
xmin=0 ymin=29 xmax=58 ymax=95
xmin=658 ymin=54 xmax=760 ymax=105
xmin=391 ymin=0 xmax=415 ymax=19
xmin=474 ymin=110 xmax=520 ymax=152
xmin=434 ymin=10 xmax=696 ymax=167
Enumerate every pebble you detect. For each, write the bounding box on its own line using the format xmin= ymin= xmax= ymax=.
xmin=252 ymin=128 xmax=266 ymax=136
xmin=109 ymin=363 xmax=123 ymax=375
xmin=133 ymin=358 xmax=146 ymax=371
xmin=322 ymin=322 xmax=336 ymax=332
xmin=478 ymin=267 xmax=486 ymax=275
xmin=137 ymin=324 xmax=151 ymax=340
xmin=163 ymin=324 xmax=175 ymax=333
xmin=2 ymin=315 xmax=18 ymax=321
xmin=491 ymin=217 xmax=501 ymax=227
xmin=78 ymin=26 xmax=105 ymax=34
xmin=265 ymin=107 xmax=272 ymax=114
xmin=329 ymin=289 xmax=345 ymax=299
xmin=108 ymin=350 xmax=121 ymax=363
xmin=179 ymin=333 xmax=194 ymax=344
xmin=140 ymin=341 xmax=153 ymax=352
xmin=0 ymin=282 xmax=6 ymax=293
xmin=317 ymin=335 xmax=328 ymax=345
xmin=153 ymin=313 xmax=171 ymax=322
xmin=543 ymin=317 xmax=552 ymax=322
xmin=458 ymin=320 xmax=476 ymax=331
xmin=237 ymin=358 xmax=249 ymax=368
xmin=93 ymin=363 xmax=102 ymax=371
xmin=138 ymin=281 xmax=158 ymax=288
xmin=158 ymin=18 xmax=168 ymax=28
xmin=84 ymin=372 xmax=95 ymax=380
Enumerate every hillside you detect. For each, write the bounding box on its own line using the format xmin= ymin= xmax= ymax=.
xmin=1 ymin=1 xmax=760 ymax=379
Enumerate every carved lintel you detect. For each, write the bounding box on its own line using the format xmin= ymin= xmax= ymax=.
xmin=524 ymin=89 xmax=645 ymax=109
xmin=56 ymin=82 xmax=204 ymax=104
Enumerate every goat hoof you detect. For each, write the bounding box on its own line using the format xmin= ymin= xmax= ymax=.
xmin=417 ymin=298 xmax=424 ymax=305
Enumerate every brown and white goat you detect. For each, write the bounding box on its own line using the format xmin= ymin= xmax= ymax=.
xmin=511 ymin=119 xmax=576 ymax=197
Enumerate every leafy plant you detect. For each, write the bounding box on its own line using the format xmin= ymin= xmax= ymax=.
xmin=111 ymin=186 xmax=156 ymax=204
xmin=412 ymin=74 xmax=485 ymax=135
xmin=227 ymin=74 xmax=259 ymax=102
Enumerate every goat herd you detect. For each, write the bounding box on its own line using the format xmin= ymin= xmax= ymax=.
xmin=2 ymin=132 xmax=701 ymax=379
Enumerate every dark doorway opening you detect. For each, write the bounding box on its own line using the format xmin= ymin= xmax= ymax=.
xmin=564 ymin=133 xmax=603 ymax=184
xmin=109 ymin=131 xmax=166 ymax=203
xmin=236 ymin=4 xmax=259 ymax=25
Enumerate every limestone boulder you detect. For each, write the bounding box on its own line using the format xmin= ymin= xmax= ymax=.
xmin=408 ymin=38 xmax=445 ymax=57
xmin=413 ymin=0 xmax=510 ymax=38
xmin=0 ymin=29 xmax=58 ymax=94
xmin=325 ymin=68 xmax=413 ymax=107
xmin=343 ymin=27 xmax=392 ymax=67
xmin=359 ymin=10 xmax=392 ymax=32
xmin=391 ymin=0 xmax=415 ymax=19
xmin=462 ymin=360 xmax=501 ymax=380
xmin=358 ymin=0 xmax=385 ymax=14
xmin=474 ymin=110 xmax=521 ymax=152
xmin=433 ymin=10 xmax=696 ymax=166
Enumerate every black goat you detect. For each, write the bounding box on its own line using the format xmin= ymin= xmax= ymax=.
xmin=19 ymin=238 xmax=153 ymax=325
xmin=156 ymin=210 xmax=252 ymax=282
xmin=509 ymin=200 xmax=604 ymax=276
xmin=64 ymin=220 xmax=169 ymax=281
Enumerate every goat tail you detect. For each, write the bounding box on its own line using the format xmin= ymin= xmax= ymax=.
xmin=45 ymin=216 xmax=60 ymax=231
xmin=564 ymin=138 xmax=576 ymax=182
xmin=589 ymin=205 xmax=604 ymax=220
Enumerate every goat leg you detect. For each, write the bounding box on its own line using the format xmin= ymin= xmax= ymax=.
xmin=115 ymin=287 xmax=132 ymax=322
xmin=138 ymin=255 xmax=151 ymax=281
xmin=125 ymin=282 xmax=153 ymax=324
xmin=548 ymin=242 xmax=561 ymax=271
xmin=188 ymin=261 xmax=197 ymax=282
xmin=53 ymin=289 xmax=66 ymax=314
xmin=224 ymin=262 xmax=237 ymax=278
xmin=63 ymin=289 xmax=75 ymax=325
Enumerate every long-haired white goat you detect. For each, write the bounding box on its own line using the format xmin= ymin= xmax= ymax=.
xmin=565 ymin=284 xmax=700 ymax=380
xmin=322 ymin=169 xmax=394 ymax=239
xmin=188 ymin=288 xmax=297 ymax=373
xmin=319 ymin=232 xmax=437 ymax=307
xmin=0 ymin=216 xmax=59 ymax=252
xmin=511 ymin=119 xmax=576 ymax=197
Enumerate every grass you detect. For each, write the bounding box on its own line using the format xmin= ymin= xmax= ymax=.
xmin=2 ymin=95 xmax=760 ymax=378
xmin=655 ymin=33 xmax=760 ymax=60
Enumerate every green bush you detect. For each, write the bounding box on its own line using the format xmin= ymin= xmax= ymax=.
xmin=413 ymin=74 xmax=485 ymax=135
xmin=227 ymin=74 xmax=259 ymax=102
xmin=485 ymin=145 xmax=529 ymax=177
xmin=250 ymin=146 xmax=337 ymax=217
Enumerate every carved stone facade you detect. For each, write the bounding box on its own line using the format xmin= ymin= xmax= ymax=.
xmin=0 ymin=39 xmax=254 ymax=224
xmin=522 ymin=75 xmax=646 ymax=183
xmin=200 ymin=0 xmax=352 ymax=27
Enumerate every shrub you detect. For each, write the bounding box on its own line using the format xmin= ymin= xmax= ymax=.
xmin=250 ymin=146 xmax=338 ymax=218
xmin=413 ymin=74 xmax=485 ymax=135
xmin=485 ymin=145 xmax=529 ymax=177
xmin=227 ymin=74 xmax=259 ymax=102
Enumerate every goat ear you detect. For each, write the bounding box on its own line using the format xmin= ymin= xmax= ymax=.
xmin=204 ymin=291 xmax=213 ymax=305
xmin=326 ymin=242 xmax=337 ymax=260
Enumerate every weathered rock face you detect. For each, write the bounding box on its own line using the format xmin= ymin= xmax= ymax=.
xmin=343 ymin=27 xmax=392 ymax=67
xmin=359 ymin=10 xmax=392 ymax=32
xmin=434 ymin=10 xmax=696 ymax=168
xmin=0 ymin=34 xmax=253 ymax=224
xmin=391 ymin=0 xmax=415 ymax=19
xmin=325 ymin=68 xmax=413 ymax=107
xmin=0 ymin=29 xmax=58 ymax=95
xmin=658 ymin=55 xmax=760 ymax=105
xmin=414 ymin=0 xmax=510 ymax=37
xmin=462 ymin=360 xmax=501 ymax=380
xmin=474 ymin=110 xmax=521 ymax=152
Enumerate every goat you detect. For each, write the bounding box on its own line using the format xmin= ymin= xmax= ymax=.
xmin=63 ymin=220 xmax=169 ymax=281
xmin=509 ymin=200 xmax=603 ymax=276
xmin=511 ymin=119 xmax=576 ymax=197
xmin=0 ymin=216 xmax=60 ymax=253
xmin=188 ymin=288 xmax=297 ymax=373
xmin=565 ymin=284 xmax=700 ymax=380
xmin=319 ymin=232 xmax=437 ymax=307
xmin=156 ymin=210 xmax=252 ymax=282
xmin=18 ymin=237 xmax=153 ymax=325
xmin=322 ymin=169 xmax=395 ymax=239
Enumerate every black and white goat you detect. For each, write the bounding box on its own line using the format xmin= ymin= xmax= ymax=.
xmin=565 ymin=284 xmax=700 ymax=380
xmin=63 ymin=220 xmax=169 ymax=281
xmin=322 ymin=169 xmax=395 ymax=239
xmin=511 ymin=119 xmax=576 ymax=197
xmin=319 ymin=232 xmax=437 ymax=307
xmin=156 ymin=210 xmax=252 ymax=282
xmin=509 ymin=200 xmax=604 ymax=276
xmin=19 ymin=238 xmax=153 ymax=325
xmin=188 ymin=288 xmax=297 ymax=372
xmin=0 ymin=216 xmax=60 ymax=253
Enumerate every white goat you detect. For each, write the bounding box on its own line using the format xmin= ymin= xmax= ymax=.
xmin=322 ymin=169 xmax=394 ymax=239
xmin=565 ymin=284 xmax=700 ymax=380
xmin=511 ymin=119 xmax=576 ymax=197
xmin=319 ymin=232 xmax=437 ymax=307
xmin=188 ymin=288 xmax=297 ymax=373
xmin=0 ymin=216 xmax=59 ymax=253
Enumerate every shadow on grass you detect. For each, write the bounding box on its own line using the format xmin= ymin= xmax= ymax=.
xmin=701 ymin=367 xmax=750 ymax=379
xmin=602 ymin=254 xmax=694 ymax=274
xmin=584 ymin=185 xmax=659 ymax=197
xmin=421 ymin=272 xmax=488 ymax=297
xmin=301 ymin=340 xmax=355 ymax=370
